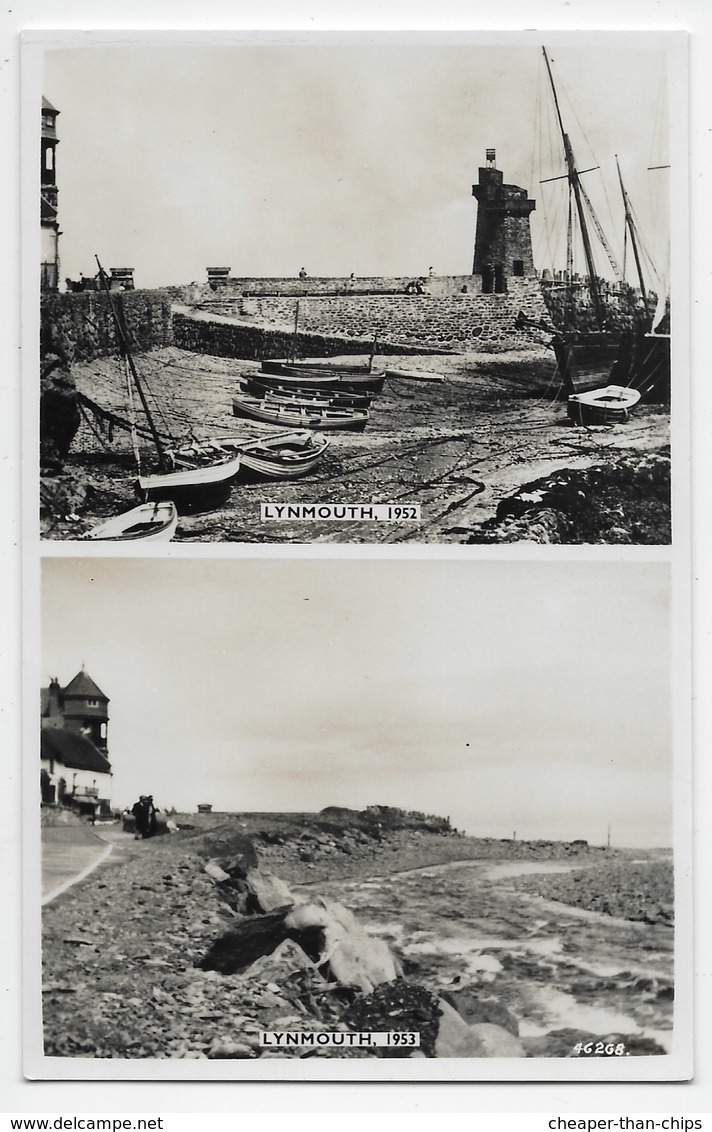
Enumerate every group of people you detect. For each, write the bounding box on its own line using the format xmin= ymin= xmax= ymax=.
xmin=131 ymin=794 xmax=158 ymax=839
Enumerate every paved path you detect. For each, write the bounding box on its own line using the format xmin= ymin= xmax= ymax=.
xmin=41 ymin=825 xmax=114 ymax=903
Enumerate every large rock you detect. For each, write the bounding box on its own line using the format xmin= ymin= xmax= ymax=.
xmin=198 ymin=911 xmax=290 ymax=974
xmin=342 ymin=981 xmax=442 ymax=1058
xmin=243 ymin=938 xmax=318 ymax=984
xmin=285 ymin=899 xmax=402 ymax=993
xmin=246 ymin=869 xmax=295 ymax=914
xmin=435 ymin=1000 xmax=489 ymax=1058
xmin=40 ymin=355 xmax=81 ymax=473
xmin=468 ymin=1023 xmax=526 ymax=1057
xmin=441 ymin=987 xmax=520 ymax=1037
xmin=190 ymin=826 xmax=259 ymax=878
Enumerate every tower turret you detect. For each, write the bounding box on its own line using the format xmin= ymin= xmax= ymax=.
xmin=60 ymin=667 xmax=110 ymax=753
xmin=472 ymin=149 xmax=536 ymax=293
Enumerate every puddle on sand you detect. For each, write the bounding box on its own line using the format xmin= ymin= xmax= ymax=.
xmin=486 ymin=862 xmax=579 ymax=880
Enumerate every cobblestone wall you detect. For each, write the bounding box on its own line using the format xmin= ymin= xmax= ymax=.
xmin=40 ymin=290 xmax=174 ymax=362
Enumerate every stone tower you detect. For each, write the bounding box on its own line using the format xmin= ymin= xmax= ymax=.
xmin=472 ymin=149 xmax=536 ymax=293
xmin=41 ymin=96 xmax=60 ymax=292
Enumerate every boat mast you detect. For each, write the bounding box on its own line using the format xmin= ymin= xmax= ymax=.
xmin=95 ymin=257 xmax=168 ymax=468
xmin=615 ymin=155 xmax=653 ymax=326
xmin=542 ymin=47 xmax=607 ymax=330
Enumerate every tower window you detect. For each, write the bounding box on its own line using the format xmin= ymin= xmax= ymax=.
xmin=513 ymin=260 xmax=524 ymax=277
xmin=86 ymin=698 xmax=99 ymax=707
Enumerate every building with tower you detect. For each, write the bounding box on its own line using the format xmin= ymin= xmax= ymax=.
xmin=40 ymin=667 xmax=113 ymax=817
xmin=41 ymin=96 xmax=60 ymax=292
xmin=471 ymin=149 xmax=536 ymax=293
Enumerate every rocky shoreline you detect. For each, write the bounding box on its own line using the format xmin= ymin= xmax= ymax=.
xmin=41 ymin=809 xmax=674 ymax=1061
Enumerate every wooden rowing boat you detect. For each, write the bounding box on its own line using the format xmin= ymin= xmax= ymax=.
xmin=84 ymin=501 xmax=178 ymax=542
xmin=257 ymin=362 xmax=385 ymax=393
xmin=175 ymin=430 xmax=329 ymax=480
xmin=136 ymin=449 xmax=243 ymax=510
xmin=232 ymin=389 xmax=369 ymax=431
xmin=240 ymin=375 xmax=373 ymax=408
xmin=567 ymin=384 xmax=641 ymax=425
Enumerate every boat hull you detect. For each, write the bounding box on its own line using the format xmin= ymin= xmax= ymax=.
xmin=567 ymin=384 xmax=641 ymax=425
xmin=175 ymin=430 xmax=329 ymax=480
xmin=554 ymin=330 xmax=670 ymax=405
xmin=243 ymin=375 xmax=372 ymax=408
xmin=85 ymin=501 xmax=178 ymax=542
xmin=553 ymin=332 xmax=622 ymax=396
xmin=256 ymin=363 xmax=385 ymax=393
xmin=135 ymin=454 xmax=242 ymax=512
xmin=232 ymin=393 xmax=368 ymax=432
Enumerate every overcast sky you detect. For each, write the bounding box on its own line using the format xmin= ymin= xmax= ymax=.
xmin=34 ymin=31 xmax=675 ymax=287
xmin=40 ymin=556 xmax=672 ymax=848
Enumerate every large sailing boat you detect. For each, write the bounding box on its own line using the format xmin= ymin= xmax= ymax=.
xmin=539 ymin=47 xmax=670 ymax=404
xmin=95 ymin=259 xmax=243 ymax=512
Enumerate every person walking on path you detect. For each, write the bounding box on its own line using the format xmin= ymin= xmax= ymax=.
xmin=131 ymin=795 xmax=151 ymax=839
xmin=146 ymin=795 xmax=158 ymax=838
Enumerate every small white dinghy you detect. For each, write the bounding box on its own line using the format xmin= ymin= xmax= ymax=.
xmin=85 ymin=501 xmax=178 ymax=542
xmin=567 ymin=384 xmax=641 ymax=425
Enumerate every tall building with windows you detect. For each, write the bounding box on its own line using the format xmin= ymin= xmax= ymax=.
xmin=40 ymin=667 xmax=113 ymax=817
xmin=41 ymin=96 xmax=60 ymax=291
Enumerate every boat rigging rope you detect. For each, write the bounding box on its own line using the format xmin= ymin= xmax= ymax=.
xmin=125 ymin=355 xmax=142 ymax=474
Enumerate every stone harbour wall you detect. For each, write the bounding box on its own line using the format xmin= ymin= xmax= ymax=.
xmin=40 ymin=290 xmax=174 ymax=363
xmin=40 ymin=276 xmax=551 ymax=364
xmin=172 ymin=310 xmax=430 ymax=361
xmin=179 ymin=278 xmax=549 ymax=354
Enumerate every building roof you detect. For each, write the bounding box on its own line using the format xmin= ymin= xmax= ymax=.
xmin=42 ymin=96 xmax=58 ymax=113
xmin=41 ymin=730 xmax=112 ymax=775
xmin=62 ymin=669 xmax=108 ymax=701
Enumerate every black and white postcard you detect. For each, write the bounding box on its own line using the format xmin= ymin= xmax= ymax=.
xmin=29 ymin=30 xmax=683 ymax=548
xmin=21 ymin=28 xmax=692 ymax=1087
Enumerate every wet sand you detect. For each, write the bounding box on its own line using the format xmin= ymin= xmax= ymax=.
xmin=46 ymin=346 xmax=670 ymax=543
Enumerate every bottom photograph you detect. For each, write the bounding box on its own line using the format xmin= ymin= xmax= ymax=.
xmin=31 ymin=556 xmax=685 ymax=1080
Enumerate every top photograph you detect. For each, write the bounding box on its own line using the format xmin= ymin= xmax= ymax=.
xmin=34 ymin=33 xmax=679 ymax=546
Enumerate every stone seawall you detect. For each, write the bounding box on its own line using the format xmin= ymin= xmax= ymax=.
xmin=172 ymin=309 xmax=430 ymax=361
xmin=180 ymin=278 xmax=549 ymax=354
xmin=40 ymin=290 xmax=174 ymax=362
xmin=40 ymin=276 xmax=550 ymax=364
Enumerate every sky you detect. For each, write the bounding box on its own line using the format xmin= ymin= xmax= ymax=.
xmin=35 ymin=31 xmax=674 ymax=288
xmin=40 ymin=556 xmax=673 ymax=848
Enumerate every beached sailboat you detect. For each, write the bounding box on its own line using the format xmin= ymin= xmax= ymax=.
xmin=175 ymin=430 xmax=329 ymax=480
xmin=94 ymin=259 xmax=242 ymax=511
xmin=537 ymin=49 xmax=670 ymax=404
xmin=84 ymin=501 xmax=178 ymax=542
